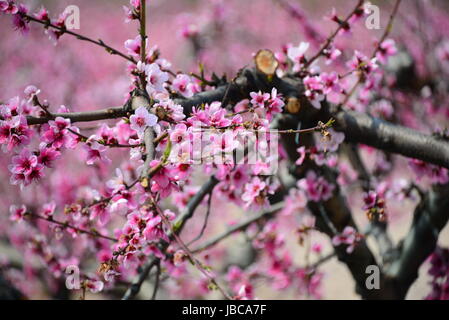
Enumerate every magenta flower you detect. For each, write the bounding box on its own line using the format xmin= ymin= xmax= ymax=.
xmin=376 ymin=39 xmax=397 ymax=64
xmin=297 ymin=170 xmax=335 ymax=202
xmin=0 ymin=1 xmax=19 ymax=14
xmin=12 ymin=4 xmax=29 ymax=34
xmin=9 ymin=148 xmax=38 ymax=176
xmin=9 ymin=204 xmax=27 ymax=222
xmin=130 ymin=106 xmax=158 ymax=136
xmin=250 ymin=91 xmax=270 ymax=108
xmin=34 ymin=6 xmax=49 ymax=21
xmin=332 ymin=226 xmax=362 ymax=254
xmin=83 ymin=140 xmax=111 ymax=165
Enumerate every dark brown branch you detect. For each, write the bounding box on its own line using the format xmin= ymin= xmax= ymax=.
xmin=26 ymin=107 xmax=126 ymax=125
xmin=386 ymin=183 xmax=449 ymax=298
xmin=332 ymin=109 xmax=449 ymax=169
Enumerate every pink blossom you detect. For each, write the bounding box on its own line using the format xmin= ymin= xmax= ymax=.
xmin=266 ymin=88 xmax=284 ymax=120
xmin=130 ymin=106 xmax=158 ymax=135
xmin=34 ymin=6 xmax=49 ymax=21
xmin=37 ymin=144 xmax=60 ymax=168
xmin=0 ymin=115 xmax=32 ymax=151
xmin=10 ymin=204 xmax=27 ymax=222
xmin=297 ymin=170 xmax=335 ymax=202
xmin=287 ymin=42 xmax=310 ymax=70
xmin=376 ymin=39 xmax=397 ymax=64
xmin=41 ymin=202 xmax=56 ymax=219
xmin=348 ymin=50 xmax=378 ymax=74
xmin=145 ymin=63 xmax=169 ymax=93
xmin=172 ymin=74 xmax=195 ymax=97
xmin=124 ymin=35 xmax=142 ymax=57
xmin=296 ymin=146 xmax=306 ymax=165
xmin=12 ymin=4 xmax=29 ymax=34
xmin=304 ymin=75 xmax=325 ymax=109
xmin=316 ymin=129 xmax=345 ymax=152
xmin=83 ymin=140 xmax=111 ymax=165
xmin=0 ymin=1 xmax=18 ymax=14
xmin=9 ymin=148 xmax=38 ymax=176
xmin=332 ymin=226 xmax=362 ymax=254
xmin=24 ymin=85 xmax=41 ymax=100
xmin=323 ymin=45 xmax=342 ymax=65
xmin=320 ymin=72 xmax=341 ymax=94
xmin=250 ymin=91 xmax=270 ymax=108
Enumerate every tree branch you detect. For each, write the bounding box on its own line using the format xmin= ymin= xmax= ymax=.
xmin=331 ymin=108 xmax=449 ymax=169
xmin=386 ymin=183 xmax=449 ymax=298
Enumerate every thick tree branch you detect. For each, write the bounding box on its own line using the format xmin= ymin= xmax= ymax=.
xmin=331 ymin=108 xmax=449 ymax=169
xmin=386 ymin=183 xmax=449 ymax=298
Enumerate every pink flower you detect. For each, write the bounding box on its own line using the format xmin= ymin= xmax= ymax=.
xmin=211 ymin=131 xmax=240 ymax=153
xmin=130 ymin=0 xmax=140 ymax=9
xmin=90 ymin=202 xmax=110 ymax=225
xmin=145 ymin=63 xmax=169 ymax=93
xmin=143 ymin=209 xmax=175 ymax=242
xmin=250 ymin=91 xmax=270 ymax=108
xmin=172 ymin=74 xmax=195 ymax=97
xmin=316 ymin=129 xmax=345 ymax=152
xmin=0 ymin=115 xmax=32 ymax=151
xmin=266 ymin=88 xmax=284 ymax=120
xmin=130 ymin=106 xmax=158 ymax=135
xmin=320 ymin=72 xmax=341 ymax=94
xmin=85 ymin=279 xmax=104 ymax=293
xmin=9 ymin=148 xmax=37 ymax=176
xmin=296 ymin=146 xmax=306 ymax=165
xmin=169 ymin=123 xmax=188 ymax=143
xmin=323 ymin=45 xmax=342 ymax=65
xmin=242 ymin=177 xmax=270 ymax=209
xmin=376 ymin=39 xmax=397 ymax=64
xmin=234 ymin=284 xmax=254 ymax=300
xmin=42 ymin=117 xmax=74 ymax=149
xmin=34 ymin=6 xmax=49 ymax=21
xmin=287 ymin=42 xmax=310 ymax=70
xmin=348 ymin=50 xmax=378 ymax=74
xmin=297 ymin=170 xmax=334 ymax=202
xmin=12 ymin=4 xmax=29 ymax=34
xmin=332 ymin=226 xmax=362 ymax=254
xmin=0 ymin=1 xmax=18 ymax=14
xmin=41 ymin=202 xmax=56 ymax=219
xmin=24 ymin=85 xmax=41 ymax=100
xmin=304 ymin=76 xmax=324 ymax=109
xmin=37 ymin=143 xmax=60 ymax=167
xmin=10 ymin=204 xmax=27 ymax=222
xmin=153 ymin=98 xmax=185 ymax=122
xmin=190 ymin=102 xmax=231 ymax=128
xmin=124 ymin=35 xmax=142 ymax=57
xmin=83 ymin=140 xmax=111 ymax=165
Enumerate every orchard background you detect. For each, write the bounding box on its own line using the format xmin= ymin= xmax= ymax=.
xmin=1 ymin=0 xmax=449 ymax=300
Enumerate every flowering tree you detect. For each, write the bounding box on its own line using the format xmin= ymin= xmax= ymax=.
xmin=1 ymin=0 xmax=449 ymax=300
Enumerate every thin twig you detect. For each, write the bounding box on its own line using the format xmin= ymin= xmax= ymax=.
xmin=23 ymin=14 xmax=136 ymax=64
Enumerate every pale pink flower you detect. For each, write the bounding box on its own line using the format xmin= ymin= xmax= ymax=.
xmin=172 ymin=74 xmax=194 ymax=97
xmin=376 ymin=39 xmax=397 ymax=64
xmin=287 ymin=42 xmax=310 ymax=69
xmin=130 ymin=106 xmax=158 ymax=135
xmin=145 ymin=63 xmax=169 ymax=93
